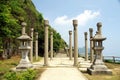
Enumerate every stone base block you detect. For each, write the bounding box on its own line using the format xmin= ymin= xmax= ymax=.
xmin=16 ymin=64 xmax=33 ymax=69
xmin=87 ymin=68 xmax=112 ymax=75
xmin=16 ymin=59 xmax=33 ymax=71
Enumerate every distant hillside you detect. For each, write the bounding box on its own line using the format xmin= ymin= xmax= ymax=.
xmin=0 ymin=0 xmax=67 ymax=57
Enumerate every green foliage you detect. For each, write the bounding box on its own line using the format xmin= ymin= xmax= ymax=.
xmin=0 ymin=0 xmax=67 ymax=56
xmin=50 ymin=27 xmax=66 ymax=52
xmin=4 ymin=69 xmax=37 ymax=80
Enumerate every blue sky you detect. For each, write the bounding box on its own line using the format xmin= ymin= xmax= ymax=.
xmin=32 ymin=0 xmax=120 ymax=56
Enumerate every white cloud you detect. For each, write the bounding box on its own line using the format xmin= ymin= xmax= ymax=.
xmin=54 ymin=10 xmax=100 ymax=26
xmin=54 ymin=15 xmax=71 ymax=25
xmin=52 ymin=10 xmax=100 ymax=47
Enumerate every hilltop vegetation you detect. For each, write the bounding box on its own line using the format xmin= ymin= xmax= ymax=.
xmin=0 ymin=0 xmax=67 ymax=57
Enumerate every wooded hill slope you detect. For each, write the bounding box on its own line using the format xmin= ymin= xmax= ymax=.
xmin=0 ymin=0 xmax=67 ymax=58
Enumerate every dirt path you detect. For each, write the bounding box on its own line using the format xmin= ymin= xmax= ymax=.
xmin=36 ymin=53 xmax=88 ymax=80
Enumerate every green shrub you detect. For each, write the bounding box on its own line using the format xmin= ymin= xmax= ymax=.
xmin=4 ymin=69 xmax=37 ymax=80
xmin=104 ymin=59 xmax=113 ymax=63
xmin=4 ymin=71 xmax=16 ymax=80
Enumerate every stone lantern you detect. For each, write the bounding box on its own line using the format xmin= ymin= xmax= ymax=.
xmin=16 ymin=22 xmax=33 ymax=70
xmin=87 ymin=22 xmax=112 ymax=75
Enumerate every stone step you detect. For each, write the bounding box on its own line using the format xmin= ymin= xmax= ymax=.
xmin=79 ymin=65 xmax=91 ymax=68
xmin=79 ymin=68 xmax=88 ymax=72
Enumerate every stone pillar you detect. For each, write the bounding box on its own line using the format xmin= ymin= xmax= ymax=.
xmin=89 ymin=28 xmax=94 ymax=62
xmin=50 ymin=31 xmax=53 ymax=60
xmin=84 ymin=32 xmax=88 ymax=61
xmin=21 ymin=22 xmax=26 ymax=35
xmin=44 ymin=20 xmax=49 ymax=66
xmin=30 ymin=28 xmax=34 ymax=63
xmin=69 ymin=30 xmax=72 ymax=60
xmin=35 ymin=32 xmax=38 ymax=60
xmin=73 ymin=20 xmax=78 ymax=66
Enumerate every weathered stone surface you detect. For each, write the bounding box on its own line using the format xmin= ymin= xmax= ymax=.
xmin=89 ymin=28 xmax=94 ymax=63
xmin=16 ymin=22 xmax=32 ymax=70
xmin=44 ymin=20 xmax=49 ymax=66
xmin=84 ymin=32 xmax=88 ymax=61
xmin=69 ymin=30 xmax=72 ymax=60
xmin=35 ymin=32 xmax=38 ymax=60
xmin=50 ymin=31 xmax=53 ymax=60
xmin=73 ymin=20 xmax=78 ymax=66
xmin=87 ymin=22 xmax=112 ymax=75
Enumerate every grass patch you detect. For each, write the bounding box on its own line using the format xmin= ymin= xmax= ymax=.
xmin=0 ymin=55 xmax=44 ymax=80
xmin=33 ymin=56 xmax=43 ymax=62
xmin=83 ymin=62 xmax=120 ymax=80
xmin=0 ymin=55 xmax=20 ymax=79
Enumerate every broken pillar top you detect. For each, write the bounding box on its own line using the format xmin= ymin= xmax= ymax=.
xmin=69 ymin=30 xmax=72 ymax=35
xmin=35 ymin=32 xmax=38 ymax=35
xmin=84 ymin=32 xmax=88 ymax=35
xmin=73 ymin=20 xmax=78 ymax=27
xmin=30 ymin=27 xmax=34 ymax=32
xmin=21 ymin=22 xmax=27 ymax=27
xmin=89 ymin=28 xmax=93 ymax=32
xmin=50 ymin=31 xmax=53 ymax=35
xmin=44 ymin=20 xmax=49 ymax=26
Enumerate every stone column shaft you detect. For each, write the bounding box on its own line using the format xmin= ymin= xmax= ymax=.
xmin=73 ymin=20 xmax=78 ymax=66
xmin=30 ymin=28 xmax=34 ymax=63
xmin=44 ymin=20 xmax=49 ymax=66
xmin=89 ymin=28 xmax=94 ymax=62
xmin=35 ymin=32 xmax=38 ymax=60
xmin=84 ymin=32 xmax=88 ymax=61
xmin=69 ymin=31 xmax=72 ymax=60
xmin=50 ymin=31 xmax=53 ymax=60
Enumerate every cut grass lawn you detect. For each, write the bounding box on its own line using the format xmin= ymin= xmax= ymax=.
xmin=83 ymin=62 xmax=120 ymax=80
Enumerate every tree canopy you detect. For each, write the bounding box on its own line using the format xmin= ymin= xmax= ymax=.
xmin=0 ymin=0 xmax=67 ymax=57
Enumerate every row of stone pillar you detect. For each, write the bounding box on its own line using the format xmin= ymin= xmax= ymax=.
xmin=84 ymin=28 xmax=94 ymax=62
xmin=68 ymin=20 xmax=91 ymax=66
xmin=44 ymin=19 xmax=79 ymax=66
xmin=21 ymin=20 xmax=53 ymax=66
xmin=68 ymin=20 xmax=78 ymax=66
xmin=68 ymin=20 xmax=94 ymax=63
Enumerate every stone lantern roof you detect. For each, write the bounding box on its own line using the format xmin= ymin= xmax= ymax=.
xmin=17 ymin=33 xmax=31 ymax=41
xmin=92 ymin=32 xmax=106 ymax=41
xmin=92 ymin=22 xmax=106 ymax=41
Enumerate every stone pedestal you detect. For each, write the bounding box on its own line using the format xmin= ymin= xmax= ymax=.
xmin=16 ymin=22 xmax=32 ymax=70
xmin=69 ymin=30 xmax=72 ymax=60
xmin=89 ymin=28 xmax=94 ymax=63
xmin=16 ymin=46 xmax=32 ymax=70
xmin=50 ymin=31 xmax=53 ymax=60
xmin=73 ymin=20 xmax=78 ymax=66
xmin=44 ymin=20 xmax=49 ymax=66
xmin=87 ymin=22 xmax=112 ymax=75
xmin=30 ymin=28 xmax=34 ymax=63
xmin=84 ymin=32 xmax=88 ymax=61
xmin=35 ymin=32 xmax=38 ymax=60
